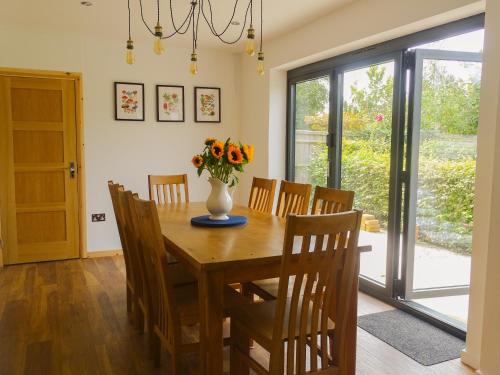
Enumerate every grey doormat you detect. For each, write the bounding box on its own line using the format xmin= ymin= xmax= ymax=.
xmin=357 ymin=309 xmax=465 ymax=366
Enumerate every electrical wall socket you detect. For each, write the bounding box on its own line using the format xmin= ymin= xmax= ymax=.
xmin=92 ymin=213 xmax=106 ymax=222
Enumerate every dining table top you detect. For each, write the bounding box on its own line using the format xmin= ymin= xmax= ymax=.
xmin=156 ymin=202 xmax=371 ymax=272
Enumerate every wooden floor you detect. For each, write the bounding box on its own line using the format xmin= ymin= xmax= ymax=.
xmin=0 ymin=256 xmax=475 ymax=375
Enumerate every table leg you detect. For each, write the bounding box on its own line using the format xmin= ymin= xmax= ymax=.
xmin=199 ymin=270 xmax=224 ymax=375
xmin=345 ymin=256 xmax=360 ymax=375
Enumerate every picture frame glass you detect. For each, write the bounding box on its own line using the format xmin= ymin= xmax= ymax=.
xmin=195 ymin=87 xmax=220 ymax=122
xmin=115 ymin=82 xmax=144 ymax=121
xmin=157 ymin=85 xmax=184 ymax=122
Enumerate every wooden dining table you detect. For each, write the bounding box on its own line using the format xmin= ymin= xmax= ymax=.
xmin=157 ymin=202 xmax=371 ymax=375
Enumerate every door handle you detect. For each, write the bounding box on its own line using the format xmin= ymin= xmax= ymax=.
xmin=69 ymin=162 xmax=76 ymax=179
xmin=325 ymin=133 xmax=335 ymax=147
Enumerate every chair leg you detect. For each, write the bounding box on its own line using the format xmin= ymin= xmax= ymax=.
xmin=126 ymin=286 xmax=132 ymax=314
xmin=151 ymin=331 xmax=161 ymax=367
xmin=230 ymin=321 xmax=250 ymax=375
xmin=134 ymin=302 xmax=145 ymax=332
xmin=171 ymin=351 xmax=183 ymax=375
xmin=240 ymin=283 xmax=255 ymax=349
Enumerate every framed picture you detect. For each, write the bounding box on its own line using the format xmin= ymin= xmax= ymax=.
xmin=194 ymin=87 xmax=221 ymax=123
xmin=156 ymin=85 xmax=185 ymax=122
xmin=114 ymin=82 xmax=145 ymax=121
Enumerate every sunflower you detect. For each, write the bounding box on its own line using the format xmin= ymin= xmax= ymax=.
xmin=210 ymin=141 xmax=224 ymax=159
xmin=192 ymin=155 xmax=204 ymax=168
xmin=242 ymin=144 xmax=254 ymax=163
xmin=205 ymin=137 xmax=216 ymax=145
xmin=227 ymin=145 xmax=244 ymax=164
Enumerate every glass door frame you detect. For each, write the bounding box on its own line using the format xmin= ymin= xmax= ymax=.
xmin=332 ymin=52 xmax=407 ymax=300
xmin=285 ymin=14 xmax=485 ymax=339
xmin=402 ymin=49 xmax=482 ymax=301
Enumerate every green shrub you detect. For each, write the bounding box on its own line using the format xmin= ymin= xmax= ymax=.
xmin=307 ymin=137 xmax=476 ymax=254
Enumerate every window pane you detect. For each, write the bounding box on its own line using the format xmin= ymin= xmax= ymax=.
xmin=294 ymin=77 xmax=330 ymax=186
xmin=342 ymin=61 xmax=395 ymax=286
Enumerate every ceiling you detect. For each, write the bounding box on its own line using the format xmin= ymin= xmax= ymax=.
xmin=1 ymin=0 xmax=356 ymax=51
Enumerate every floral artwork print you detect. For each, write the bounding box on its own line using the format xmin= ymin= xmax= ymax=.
xmin=200 ymin=94 xmax=216 ymax=117
xmin=120 ymin=89 xmax=139 ymax=114
xmin=114 ymin=82 xmax=144 ymax=121
xmin=194 ymin=87 xmax=220 ymax=123
xmin=156 ymin=86 xmax=184 ymax=122
xmin=162 ymin=92 xmax=179 ymax=115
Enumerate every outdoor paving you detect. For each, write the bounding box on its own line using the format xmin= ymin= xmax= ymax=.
xmin=358 ymin=230 xmax=470 ymax=323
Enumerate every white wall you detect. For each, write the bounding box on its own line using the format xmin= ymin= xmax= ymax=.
xmin=0 ymin=26 xmax=241 ymax=252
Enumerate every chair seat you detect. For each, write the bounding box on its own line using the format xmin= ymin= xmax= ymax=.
xmin=174 ymin=283 xmax=252 ymax=326
xmin=247 ymin=278 xmax=291 ymax=300
xmin=230 ymin=298 xmax=335 ymax=350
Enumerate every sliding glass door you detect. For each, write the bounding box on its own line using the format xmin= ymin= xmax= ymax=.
xmin=339 ymin=58 xmax=402 ymax=293
xmin=403 ymin=49 xmax=482 ymax=328
xmin=286 ymin=15 xmax=484 ymax=337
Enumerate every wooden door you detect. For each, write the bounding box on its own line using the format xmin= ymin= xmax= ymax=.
xmin=0 ymin=75 xmax=79 ymax=264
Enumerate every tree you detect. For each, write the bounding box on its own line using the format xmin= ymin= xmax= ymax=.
xmin=421 ymin=61 xmax=480 ymax=135
xmin=295 ymin=78 xmax=329 ymax=130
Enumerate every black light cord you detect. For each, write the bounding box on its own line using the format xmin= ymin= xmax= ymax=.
xmin=167 ymin=0 xmax=194 ymax=36
xmin=136 ymin=0 xmax=255 ymax=46
xmin=259 ymin=0 xmax=263 ymax=52
xmin=156 ymin=0 xmax=160 ymax=23
xmin=200 ymin=0 xmax=251 ymax=44
xmin=127 ymin=0 xmax=131 ymax=40
xmin=250 ymin=0 xmax=253 ymax=27
xmin=201 ymin=0 xmax=241 ymax=37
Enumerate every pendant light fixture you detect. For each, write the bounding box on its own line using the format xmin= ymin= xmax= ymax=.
xmin=125 ymin=0 xmax=135 ymax=65
xmin=126 ymin=0 xmax=265 ymax=75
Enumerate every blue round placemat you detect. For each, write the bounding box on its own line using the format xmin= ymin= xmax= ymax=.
xmin=191 ymin=215 xmax=247 ymax=228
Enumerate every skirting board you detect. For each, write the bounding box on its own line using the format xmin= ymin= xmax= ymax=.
xmin=86 ymin=249 xmax=123 ymax=258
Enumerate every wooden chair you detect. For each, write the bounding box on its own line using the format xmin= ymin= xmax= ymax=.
xmin=132 ymin=195 xmax=250 ymax=373
xmin=275 ymin=180 xmax=311 ymax=218
xmin=107 ymin=181 xmax=135 ymax=318
xmin=311 ymin=186 xmax=354 ymax=215
xmin=248 ymin=177 xmax=277 ymax=214
xmin=148 ymin=174 xmax=189 ymax=205
xmin=230 ymin=211 xmax=363 ymax=375
xmin=118 ymin=190 xmax=196 ymax=342
xmin=148 ymin=174 xmax=189 ymax=263
xmin=248 ymin=186 xmax=354 ymax=301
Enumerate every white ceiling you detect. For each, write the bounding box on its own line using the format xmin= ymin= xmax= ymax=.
xmin=1 ymin=0 xmax=356 ymax=51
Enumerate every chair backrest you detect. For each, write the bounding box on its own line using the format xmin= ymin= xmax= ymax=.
xmin=132 ymin=196 xmax=181 ymax=344
xmin=108 ymin=181 xmax=133 ymax=284
xmin=248 ymin=177 xmax=277 ymax=214
xmin=148 ymin=174 xmax=189 ymax=204
xmin=311 ymin=186 xmax=354 ymax=215
xmin=270 ymin=211 xmax=362 ymax=374
xmin=118 ymin=189 xmax=147 ymax=307
xmin=275 ymin=180 xmax=312 ymax=218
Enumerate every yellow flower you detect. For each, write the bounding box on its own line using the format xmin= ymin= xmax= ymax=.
xmin=205 ymin=137 xmax=216 ymax=145
xmin=243 ymin=144 xmax=254 ymax=163
xmin=210 ymin=141 xmax=224 ymax=159
xmin=192 ymin=155 xmax=204 ymax=168
xmin=227 ymin=145 xmax=244 ymax=164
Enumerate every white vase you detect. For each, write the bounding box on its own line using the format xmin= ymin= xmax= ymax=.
xmin=206 ymin=177 xmax=233 ymax=220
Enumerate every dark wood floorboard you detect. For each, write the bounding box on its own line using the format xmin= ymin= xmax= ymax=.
xmin=0 ymin=256 xmax=475 ymax=374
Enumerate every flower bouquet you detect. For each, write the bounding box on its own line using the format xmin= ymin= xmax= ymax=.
xmin=192 ymin=138 xmax=254 ymax=220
